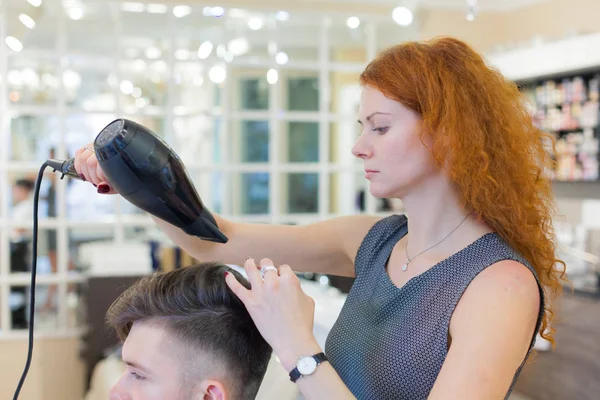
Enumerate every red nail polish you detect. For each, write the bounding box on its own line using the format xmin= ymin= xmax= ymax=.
xmin=225 ymin=272 xmax=230 ymax=277
xmin=97 ymin=184 xmax=110 ymax=194
xmin=79 ymin=174 xmax=86 ymax=181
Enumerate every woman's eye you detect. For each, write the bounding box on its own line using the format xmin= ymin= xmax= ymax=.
xmin=372 ymin=126 xmax=389 ymax=133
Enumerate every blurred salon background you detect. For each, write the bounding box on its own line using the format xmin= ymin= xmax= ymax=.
xmin=0 ymin=0 xmax=599 ymax=399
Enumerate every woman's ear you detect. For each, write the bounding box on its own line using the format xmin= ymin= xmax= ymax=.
xmin=199 ymin=379 xmax=227 ymax=400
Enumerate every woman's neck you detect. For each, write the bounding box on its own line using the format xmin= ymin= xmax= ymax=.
xmin=399 ymin=175 xmax=489 ymax=255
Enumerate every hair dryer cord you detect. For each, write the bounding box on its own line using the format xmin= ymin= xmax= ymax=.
xmin=13 ymin=161 xmax=49 ymax=400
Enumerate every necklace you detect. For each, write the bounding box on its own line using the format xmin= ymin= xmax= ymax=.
xmin=402 ymin=213 xmax=473 ymax=272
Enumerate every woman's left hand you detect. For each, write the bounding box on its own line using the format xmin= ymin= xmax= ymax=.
xmin=225 ymin=258 xmax=322 ymax=369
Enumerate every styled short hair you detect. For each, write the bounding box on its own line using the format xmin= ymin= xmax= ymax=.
xmin=106 ymin=262 xmax=272 ymax=399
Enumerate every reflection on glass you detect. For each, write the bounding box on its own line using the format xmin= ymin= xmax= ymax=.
xmin=7 ymin=56 xmax=59 ymax=106
xmin=232 ymin=121 xmax=270 ymax=162
xmin=10 ymin=285 xmax=59 ymax=331
xmin=287 ymin=76 xmax=319 ymax=111
xmin=119 ymin=59 xmax=169 ymax=113
xmin=10 ymin=115 xmax=60 ymax=162
xmin=68 ymin=227 xmax=115 ymax=273
xmin=64 ymin=56 xmax=116 ymax=111
xmin=232 ymin=173 xmax=270 ymax=215
xmin=283 ymin=122 xmax=319 ymax=162
xmin=285 ymin=173 xmax=319 ymax=213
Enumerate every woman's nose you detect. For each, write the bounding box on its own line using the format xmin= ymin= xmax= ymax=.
xmin=352 ymin=134 xmax=371 ymax=159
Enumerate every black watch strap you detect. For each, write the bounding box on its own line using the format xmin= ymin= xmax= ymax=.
xmin=289 ymin=352 xmax=328 ymax=383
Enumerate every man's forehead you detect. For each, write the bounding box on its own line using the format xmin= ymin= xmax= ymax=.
xmin=122 ymin=320 xmax=179 ymax=370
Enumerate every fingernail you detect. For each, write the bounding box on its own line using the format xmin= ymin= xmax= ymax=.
xmin=79 ymin=174 xmax=86 ymax=181
xmin=97 ymin=184 xmax=110 ymax=194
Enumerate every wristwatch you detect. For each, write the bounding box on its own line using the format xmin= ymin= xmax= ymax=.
xmin=289 ymin=352 xmax=328 ymax=383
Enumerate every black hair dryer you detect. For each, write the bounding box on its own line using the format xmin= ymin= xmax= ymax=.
xmin=48 ymin=119 xmax=228 ymax=243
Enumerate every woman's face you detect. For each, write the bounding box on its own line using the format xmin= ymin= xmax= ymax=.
xmin=352 ymin=86 xmax=438 ymax=199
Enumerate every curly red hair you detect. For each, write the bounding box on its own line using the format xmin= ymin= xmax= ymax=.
xmin=360 ymin=36 xmax=566 ymax=345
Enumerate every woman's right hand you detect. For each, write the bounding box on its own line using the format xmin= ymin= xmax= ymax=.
xmin=73 ymin=143 xmax=118 ymax=194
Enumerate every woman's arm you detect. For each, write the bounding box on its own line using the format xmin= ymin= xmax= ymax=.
xmin=73 ymin=140 xmax=380 ymax=277
xmin=153 ymin=212 xmax=379 ymax=277
xmin=428 ymin=260 xmax=541 ymax=400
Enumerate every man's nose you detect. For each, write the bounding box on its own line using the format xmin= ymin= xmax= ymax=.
xmin=109 ymin=377 xmax=132 ymax=400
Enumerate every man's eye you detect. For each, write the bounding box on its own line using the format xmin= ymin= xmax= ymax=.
xmin=131 ymin=372 xmax=146 ymax=381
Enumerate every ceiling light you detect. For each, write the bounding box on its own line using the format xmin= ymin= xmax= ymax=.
xmin=346 ymin=16 xmax=360 ymax=29
xmin=27 ymin=0 xmax=42 ymax=6
xmin=5 ymin=36 xmax=23 ymax=52
xmin=275 ymin=51 xmax=289 ymax=65
xmin=173 ymin=5 xmax=191 ymax=18
xmin=121 ymin=2 xmax=145 ymax=12
xmin=147 ymin=4 xmax=167 ymax=13
xmin=267 ymin=69 xmax=278 ymax=85
xmin=211 ymin=6 xmax=224 ymax=17
xmin=248 ymin=17 xmax=263 ymax=30
xmin=19 ymin=14 xmax=36 ymax=29
xmin=392 ymin=6 xmax=413 ymax=26
xmin=145 ymin=47 xmax=161 ymax=59
xmin=67 ymin=7 xmax=84 ymax=20
xmin=120 ymin=80 xmax=134 ymax=95
xmin=203 ymin=6 xmax=224 ymax=17
xmin=209 ymin=65 xmax=226 ymax=84
xmin=276 ymin=11 xmax=289 ymax=21
xmin=223 ymin=52 xmax=234 ymax=63
xmin=198 ymin=41 xmax=213 ymax=59
xmin=227 ymin=37 xmax=249 ymax=56
xmin=63 ymin=70 xmax=81 ymax=88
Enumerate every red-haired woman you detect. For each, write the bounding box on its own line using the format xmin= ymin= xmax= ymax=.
xmin=75 ymin=37 xmax=565 ymax=400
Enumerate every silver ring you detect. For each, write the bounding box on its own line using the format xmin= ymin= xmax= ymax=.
xmin=260 ymin=265 xmax=278 ymax=278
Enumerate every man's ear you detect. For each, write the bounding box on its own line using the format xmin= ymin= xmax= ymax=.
xmin=199 ymin=379 xmax=227 ymax=400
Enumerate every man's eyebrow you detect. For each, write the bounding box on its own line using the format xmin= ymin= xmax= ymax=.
xmin=124 ymin=359 xmax=152 ymax=374
xmin=357 ymin=112 xmax=393 ymax=124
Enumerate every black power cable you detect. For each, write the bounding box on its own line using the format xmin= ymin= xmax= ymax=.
xmin=13 ymin=161 xmax=50 ymax=400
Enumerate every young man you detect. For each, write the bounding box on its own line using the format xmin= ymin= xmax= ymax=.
xmin=107 ymin=262 xmax=272 ymax=400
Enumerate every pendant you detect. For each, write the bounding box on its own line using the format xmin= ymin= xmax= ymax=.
xmin=402 ymin=263 xmax=408 ymax=271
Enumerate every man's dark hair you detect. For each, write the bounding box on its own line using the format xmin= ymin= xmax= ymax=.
xmin=106 ymin=262 xmax=272 ymax=399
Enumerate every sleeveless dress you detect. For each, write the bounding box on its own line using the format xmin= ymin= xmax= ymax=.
xmin=324 ymin=214 xmax=544 ymax=400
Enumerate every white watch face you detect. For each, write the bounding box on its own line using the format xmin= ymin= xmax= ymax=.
xmin=297 ymin=356 xmax=318 ymax=376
